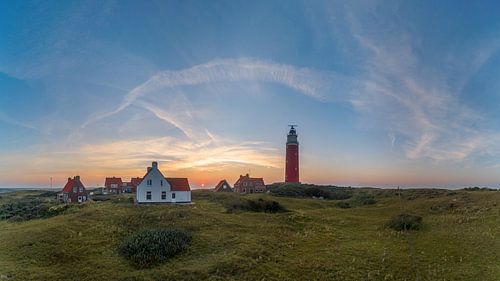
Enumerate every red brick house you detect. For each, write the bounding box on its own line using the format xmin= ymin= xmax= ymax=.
xmin=213 ymin=179 xmax=233 ymax=192
xmin=233 ymin=174 xmax=265 ymax=194
xmin=104 ymin=177 xmax=123 ymax=194
xmin=58 ymin=176 xmax=88 ymax=203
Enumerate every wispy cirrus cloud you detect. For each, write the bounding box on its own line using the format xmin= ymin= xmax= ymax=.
xmin=345 ymin=8 xmax=499 ymax=162
xmin=81 ymin=57 xmax=351 ymax=128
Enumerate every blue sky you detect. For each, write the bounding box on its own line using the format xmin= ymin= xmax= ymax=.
xmin=1 ymin=0 xmax=500 ymax=188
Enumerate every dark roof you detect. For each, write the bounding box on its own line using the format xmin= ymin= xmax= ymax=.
xmin=166 ymin=178 xmax=191 ymax=191
xmin=214 ymin=180 xmax=233 ymax=192
xmin=61 ymin=176 xmax=85 ymax=193
xmin=105 ymin=177 xmax=123 ymax=187
xmin=234 ymin=174 xmax=265 ymax=187
xmin=130 ymin=177 xmax=142 ymax=187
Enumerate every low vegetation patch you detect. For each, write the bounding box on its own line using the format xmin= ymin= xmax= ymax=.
xmin=386 ymin=214 xmax=423 ymax=231
xmin=268 ymin=183 xmax=352 ymax=200
xmin=119 ymin=229 xmax=192 ymax=268
xmin=0 ymin=199 xmax=71 ymax=222
xmin=350 ymin=193 xmax=377 ymax=206
xmin=225 ymin=198 xmax=287 ymax=213
xmin=335 ymin=201 xmax=352 ymax=209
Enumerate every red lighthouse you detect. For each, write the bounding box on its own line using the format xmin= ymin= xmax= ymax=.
xmin=285 ymin=125 xmax=299 ymax=183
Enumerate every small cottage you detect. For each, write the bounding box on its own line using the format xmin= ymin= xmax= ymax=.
xmin=104 ymin=177 xmax=123 ymax=194
xmin=233 ymin=174 xmax=265 ymax=194
xmin=213 ymin=179 xmax=233 ymax=192
xmin=136 ymin=162 xmax=191 ymax=203
xmin=58 ymin=176 xmax=88 ymax=203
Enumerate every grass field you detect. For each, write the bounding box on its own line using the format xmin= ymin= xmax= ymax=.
xmin=0 ymin=188 xmax=498 ymax=281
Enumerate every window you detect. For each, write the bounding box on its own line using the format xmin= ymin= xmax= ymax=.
xmin=243 ymin=188 xmax=246 ymax=193
xmin=172 ymin=193 xmax=176 ymax=199
xmin=147 ymin=179 xmax=152 ymax=186
xmin=161 ymin=191 xmax=166 ymax=200
xmin=72 ymin=187 xmax=77 ymax=193
xmin=160 ymin=180 xmax=163 ymax=186
xmin=79 ymin=187 xmax=83 ymax=192
xmin=243 ymin=182 xmax=247 ymax=186
xmin=146 ymin=191 xmax=152 ymax=200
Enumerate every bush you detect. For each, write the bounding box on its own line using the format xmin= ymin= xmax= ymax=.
xmin=269 ymin=184 xmax=353 ymax=200
xmin=226 ymin=198 xmax=286 ymax=213
xmin=386 ymin=214 xmax=423 ymax=231
xmin=0 ymin=199 xmax=71 ymax=221
xmin=335 ymin=201 xmax=352 ymax=209
xmin=119 ymin=229 xmax=191 ymax=268
xmin=351 ymin=193 xmax=377 ymax=205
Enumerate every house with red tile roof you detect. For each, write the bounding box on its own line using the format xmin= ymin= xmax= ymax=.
xmin=104 ymin=177 xmax=123 ymax=194
xmin=57 ymin=176 xmax=88 ymax=203
xmin=233 ymin=174 xmax=265 ymax=194
xmin=123 ymin=177 xmax=142 ymax=193
xmin=213 ymin=179 xmax=233 ymax=192
xmin=136 ymin=162 xmax=191 ymax=203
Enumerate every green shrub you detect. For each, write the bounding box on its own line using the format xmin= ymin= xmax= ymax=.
xmin=386 ymin=214 xmax=423 ymax=231
xmin=269 ymin=184 xmax=352 ymax=200
xmin=226 ymin=198 xmax=286 ymax=213
xmin=119 ymin=229 xmax=191 ymax=268
xmin=335 ymin=201 xmax=352 ymax=209
xmin=0 ymin=199 xmax=71 ymax=221
xmin=351 ymin=193 xmax=377 ymax=205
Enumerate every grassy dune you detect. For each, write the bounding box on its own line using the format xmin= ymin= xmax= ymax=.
xmin=0 ymin=189 xmax=498 ymax=281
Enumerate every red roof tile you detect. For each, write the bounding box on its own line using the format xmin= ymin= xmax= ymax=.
xmin=234 ymin=174 xmax=265 ymax=187
xmin=62 ymin=176 xmax=85 ymax=193
xmin=130 ymin=177 xmax=143 ymax=187
xmin=166 ymin=178 xmax=191 ymax=191
xmin=105 ymin=177 xmax=123 ymax=188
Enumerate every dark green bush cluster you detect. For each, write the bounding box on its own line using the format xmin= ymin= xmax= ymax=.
xmin=269 ymin=184 xmax=352 ymax=200
xmin=119 ymin=229 xmax=191 ymax=268
xmin=335 ymin=201 xmax=352 ymax=209
xmin=226 ymin=198 xmax=286 ymax=213
xmin=463 ymin=187 xmax=498 ymax=191
xmin=386 ymin=214 xmax=423 ymax=231
xmin=351 ymin=193 xmax=377 ymax=205
xmin=0 ymin=199 xmax=71 ymax=222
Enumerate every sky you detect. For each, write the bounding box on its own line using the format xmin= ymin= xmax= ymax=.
xmin=1 ymin=0 xmax=500 ymax=189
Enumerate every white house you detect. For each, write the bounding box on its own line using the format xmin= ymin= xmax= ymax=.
xmin=136 ymin=162 xmax=191 ymax=203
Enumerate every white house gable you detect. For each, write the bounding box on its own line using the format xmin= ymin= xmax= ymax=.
xmin=136 ymin=162 xmax=171 ymax=203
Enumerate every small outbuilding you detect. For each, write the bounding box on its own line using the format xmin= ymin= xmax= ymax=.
xmin=213 ymin=179 xmax=233 ymax=192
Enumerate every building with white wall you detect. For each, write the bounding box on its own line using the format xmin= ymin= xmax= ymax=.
xmin=136 ymin=162 xmax=191 ymax=203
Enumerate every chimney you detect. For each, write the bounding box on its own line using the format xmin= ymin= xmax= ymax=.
xmin=245 ymin=173 xmax=249 ymax=177
xmin=152 ymin=161 xmax=158 ymax=169
xmin=68 ymin=177 xmax=71 ymax=182
xmin=147 ymin=167 xmax=151 ymax=173
xmin=74 ymin=176 xmax=80 ymax=181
